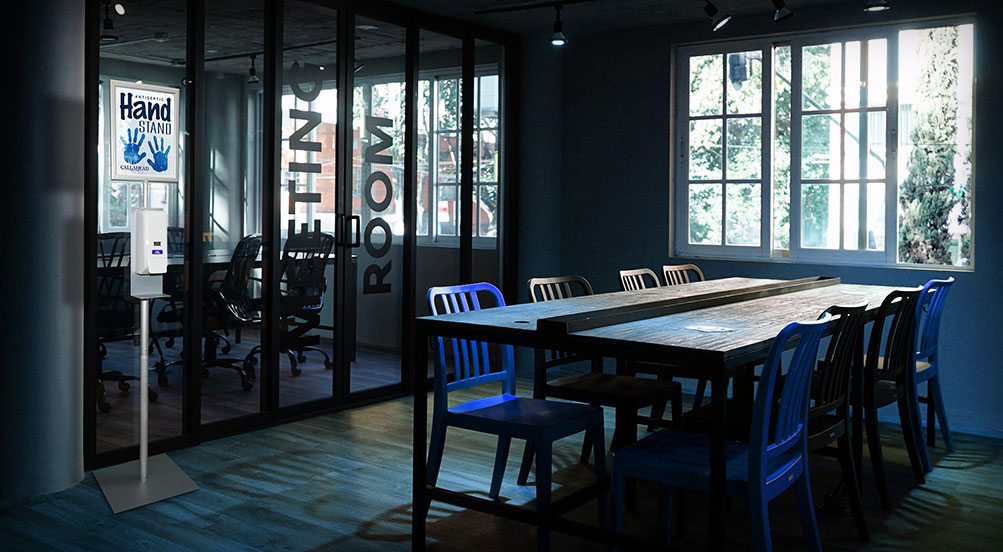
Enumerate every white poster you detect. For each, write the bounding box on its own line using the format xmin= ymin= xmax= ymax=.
xmin=110 ymin=80 xmax=179 ymax=182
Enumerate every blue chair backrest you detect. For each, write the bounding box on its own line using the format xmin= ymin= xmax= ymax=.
xmin=427 ymin=283 xmax=515 ymax=410
xmin=750 ymin=313 xmax=831 ymax=485
xmin=915 ymin=277 xmax=953 ymax=361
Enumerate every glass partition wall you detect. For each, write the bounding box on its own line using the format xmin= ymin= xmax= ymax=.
xmin=85 ymin=0 xmax=515 ymax=469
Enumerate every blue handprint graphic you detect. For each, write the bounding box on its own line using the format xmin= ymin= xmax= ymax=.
xmin=146 ymin=136 xmax=171 ymax=173
xmin=120 ymin=129 xmax=147 ymax=165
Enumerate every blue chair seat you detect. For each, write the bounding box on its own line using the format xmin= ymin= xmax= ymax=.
xmin=448 ymin=394 xmax=603 ymax=440
xmin=615 ymin=429 xmax=804 ymax=500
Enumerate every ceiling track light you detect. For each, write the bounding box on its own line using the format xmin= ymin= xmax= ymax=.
xmin=100 ymin=0 xmax=118 ymax=42
xmin=551 ymin=4 xmax=567 ymax=47
xmin=772 ymin=0 xmax=794 ymax=23
xmin=704 ymin=1 xmax=732 ymax=32
xmin=863 ymin=0 xmax=891 ymax=12
xmin=247 ymin=55 xmax=260 ymax=84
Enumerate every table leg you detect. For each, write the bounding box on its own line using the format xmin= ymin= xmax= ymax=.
xmin=709 ymin=370 xmax=728 ymax=551
xmin=413 ymin=326 xmax=429 ymax=551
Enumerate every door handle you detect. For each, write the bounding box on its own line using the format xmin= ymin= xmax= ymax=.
xmin=349 ymin=215 xmax=361 ymax=248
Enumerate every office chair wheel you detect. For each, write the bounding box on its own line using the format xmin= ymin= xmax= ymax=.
xmin=98 ymin=400 xmax=111 ymax=413
xmin=241 ymin=379 xmax=253 ymax=391
xmin=246 ymin=365 xmax=256 ymax=382
xmin=297 ymin=353 xmax=308 ymax=363
xmin=118 ymin=381 xmax=131 ymax=394
xmin=158 ymin=374 xmax=169 ymax=387
xmin=149 ymin=388 xmax=159 ymax=402
xmin=222 ymin=343 xmax=232 ymax=354
xmin=324 ymin=360 xmax=333 ymax=370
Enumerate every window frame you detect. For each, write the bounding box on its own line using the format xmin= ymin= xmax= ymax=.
xmin=672 ymin=18 xmax=976 ymax=269
xmin=419 ymin=68 xmax=501 ymax=249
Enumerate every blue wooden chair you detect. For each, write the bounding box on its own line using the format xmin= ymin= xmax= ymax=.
xmin=425 ymin=282 xmax=608 ymax=551
xmin=610 ymin=314 xmax=831 ymax=551
xmin=911 ymin=277 xmax=955 ymax=473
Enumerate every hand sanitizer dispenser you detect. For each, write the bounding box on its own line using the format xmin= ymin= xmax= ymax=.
xmin=132 ymin=208 xmax=168 ymax=275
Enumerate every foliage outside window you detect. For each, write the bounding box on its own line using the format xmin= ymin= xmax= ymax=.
xmin=421 ymin=73 xmax=500 ymax=243
xmin=676 ymin=22 xmax=973 ymax=267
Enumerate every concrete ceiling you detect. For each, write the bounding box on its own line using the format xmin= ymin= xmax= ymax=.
xmin=392 ymin=0 xmax=851 ymax=37
xmin=98 ymin=0 xmax=853 ymax=70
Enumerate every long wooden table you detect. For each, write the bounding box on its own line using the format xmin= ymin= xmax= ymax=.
xmin=411 ymin=276 xmax=905 ymax=550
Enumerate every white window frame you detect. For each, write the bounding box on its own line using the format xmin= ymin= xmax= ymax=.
xmin=672 ymin=18 xmax=976 ymax=269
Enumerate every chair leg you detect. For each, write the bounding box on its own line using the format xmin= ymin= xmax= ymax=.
xmin=610 ymin=467 xmax=626 ymax=547
xmin=899 ymin=392 xmax=930 ymax=479
xmin=794 ymin=469 xmax=823 ymax=552
xmin=535 ymin=441 xmax=553 ymax=552
xmin=837 ymin=434 xmax=869 ymax=540
xmin=906 ymin=380 xmax=933 ymax=474
xmin=424 ymin=419 xmax=447 ymax=521
xmin=925 ymin=387 xmax=936 ymax=448
xmin=929 ymin=374 xmax=955 ymax=453
xmin=580 ymin=427 xmax=594 ymax=465
xmin=647 ymin=374 xmax=669 ymax=432
xmin=864 ymin=405 xmax=892 ymax=509
xmin=656 ymin=484 xmax=673 ymax=546
xmin=748 ymin=488 xmax=772 ymax=552
xmin=591 ymin=422 xmax=608 ymax=530
xmin=671 ymin=388 xmax=682 ymax=427
xmin=489 ymin=436 xmax=511 ymax=499
xmin=518 ymin=441 xmax=535 ymax=486
xmin=693 ymin=378 xmax=708 ymax=409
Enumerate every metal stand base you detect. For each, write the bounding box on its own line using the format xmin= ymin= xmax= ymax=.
xmin=93 ymin=454 xmax=198 ymax=513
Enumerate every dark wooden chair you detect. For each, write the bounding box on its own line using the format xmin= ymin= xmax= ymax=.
xmin=619 ymin=267 xmax=660 ymax=291
xmin=682 ymin=304 xmax=870 ymax=540
xmin=661 ymin=264 xmax=705 ymax=286
xmin=618 ymin=266 xmax=709 ymax=427
xmin=855 ymin=288 xmax=928 ymax=509
xmin=516 ymin=275 xmax=682 ymax=486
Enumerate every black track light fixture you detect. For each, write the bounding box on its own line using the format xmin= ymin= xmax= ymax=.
xmin=704 ymin=1 xmax=731 ymax=32
xmin=772 ymin=0 xmax=794 ymax=23
xmin=247 ymin=55 xmax=260 ymax=84
xmin=863 ymin=0 xmax=891 ymax=11
xmin=100 ymin=0 xmax=118 ymax=42
xmin=551 ymin=4 xmax=567 ymax=47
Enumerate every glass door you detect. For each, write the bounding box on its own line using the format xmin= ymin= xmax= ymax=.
xmin=348 ymin=15 xmax=408 ymax=396
xmin=276 ymin=0 xmax=340 ymax=408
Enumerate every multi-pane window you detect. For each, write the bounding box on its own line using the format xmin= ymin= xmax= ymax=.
xmin=686 ymin=51 xmax=764 ymax=248
xmin=421 ymin=73 xmax=500 ymax=243
xmin=676 ymin=21 xmax=974 ymax=267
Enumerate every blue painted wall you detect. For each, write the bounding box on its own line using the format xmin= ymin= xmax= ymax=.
xmin=515 ymin=1 xmax=1003 ymax=435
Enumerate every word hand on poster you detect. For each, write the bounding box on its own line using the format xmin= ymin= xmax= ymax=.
xmin=110 ymin=80 xmax=179 ymax=182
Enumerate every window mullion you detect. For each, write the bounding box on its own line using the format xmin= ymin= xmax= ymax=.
xmin=760 ymin=46 xmax=772 ymax=256
xmin=858 ymin=41 xmax=869 ymax=251
xmin=886 ymin=31 xmax=899 ymax=264
xmin=720 ymin=55 xmax=728 ymax=246
xmin=790 ymin=41 xmax=804 ymax=259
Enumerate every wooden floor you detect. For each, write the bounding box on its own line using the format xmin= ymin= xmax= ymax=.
xmin=8 ymin=380 xmax=1003 ymax=551
xmin=97 ymin=333 xmax=405 ymax=452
